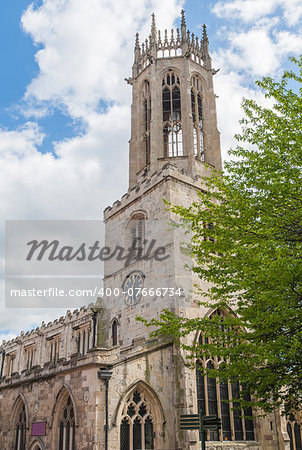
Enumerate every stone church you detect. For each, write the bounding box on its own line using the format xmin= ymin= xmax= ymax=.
xmin=0 ymin=10 xmax=300 ymax=450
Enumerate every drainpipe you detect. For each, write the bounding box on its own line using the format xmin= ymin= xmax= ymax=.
xmin=0 ymin=351 xmax=5 ymax=378
xmin=98 ymin=368 xmax=113 ymax=450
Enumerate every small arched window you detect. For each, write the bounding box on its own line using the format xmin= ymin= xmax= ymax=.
xmin=142 ymin=80 xmax=151 ymax=166
xmin=162 ymin=71 xmax=183 ymax=157
xmin=112 ymin=320 xmax=118 ymax=346
xmin=196 ymin=310 xmax=255 ymax=442
xmin=191 ymin=75 xmax=204 ymax=160
xmin=14 ymin=402 xmax=26 ymax=450
xmin=58 ymin=396 xmax=75 ymax=450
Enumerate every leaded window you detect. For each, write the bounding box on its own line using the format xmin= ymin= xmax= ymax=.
xmin=196 ymin=310 xmax=255 ymax=442
xmin=58 ymin=396 xmax=75 ymax=450
xmin=162 ymin=71 xmax=183 ymax=157
xmin=191 ymin=75 xmax=204 ymax=160
xmin=120 ymin=389 xmax=154 ymax=449
xmin=14 ymin=403 xmax=26 ymax=450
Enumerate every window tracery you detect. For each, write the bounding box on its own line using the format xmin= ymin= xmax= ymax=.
xmin=58 ymin=396 xmax=75 ymax=450
xmin=196 ymin=310 xmax=255 ymax=442
xmin=14 ymin=401 xmax=26 ymax=450
xmin=162 ymin=71 xmax=183 ymax=157
xmin=120 ymin=389 xmax=154 ymax=450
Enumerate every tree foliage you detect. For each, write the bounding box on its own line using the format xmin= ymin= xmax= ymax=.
xmin=138 ymin=57 xmax=302 ymax=416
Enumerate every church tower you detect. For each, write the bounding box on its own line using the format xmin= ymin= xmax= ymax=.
xmin=128 ymin=11 xmax=222 ymax=188
xmin=103 ymin=11 xmax=222 ymax=348
xmin=101 ymin=11 xmax=280 ymax=450
xmin=101 ymin=11 xmax=226 ymax=449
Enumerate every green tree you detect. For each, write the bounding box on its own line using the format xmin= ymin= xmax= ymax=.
xmin=139 ymin=57 xmax=302 ymax=416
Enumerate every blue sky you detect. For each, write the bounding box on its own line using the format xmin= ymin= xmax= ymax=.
xmin=0 ymin=0 xmax=302 ymax=341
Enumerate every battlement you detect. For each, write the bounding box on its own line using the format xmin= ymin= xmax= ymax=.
xmin=132 ymin=10 xmax=211 ymax=78
xmin=1 ymin=304 xmax=94 ymax=349
xmin=104 ymin=158 xmax=212 ymax=221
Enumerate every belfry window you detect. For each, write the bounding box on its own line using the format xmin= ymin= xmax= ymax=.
xmin=14 ymin=402 xmax=26 ymax=450
xmin=162 ymin=71 xmax=183 ymax=157
xmin=58 ymin=396 xmax=75 ymax=450
xmin=196 ymin=310 xmax=255 ymax=442
xmin=142 ymin=80 xmax=151 ymax=166
xmin=120 ymin=389 xmax=154 ymax=450
xmin=191 ymin=75 xmax=204 ymax=160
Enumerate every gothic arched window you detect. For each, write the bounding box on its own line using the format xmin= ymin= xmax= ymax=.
xmin=126 ymin=213 xmax=145 ymax=260
xmin=14 ymin=402 xmax=26 ymax=450
xmin=58 ymin=396 xmax=75 ymax=450
xmin=120 ymin=388 xmax=154 ymax=450
xmin=196 ymin=310 xmax=255 ymax=442
xmin=191 ymin=75 xmax=204 ymax=160
xmin=142 ymin=80 xmax=151 ymax=166
xmin=162 ymin=71 xmax=183 ymax=157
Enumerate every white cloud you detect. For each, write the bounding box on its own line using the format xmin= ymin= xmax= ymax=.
xmin=1 ymin=0 xmax=184 ymax=338
xmin=212 ymin=0 xmax=302 ymax=26
xmin=21 ymin=0 xmax=184 ymax=119
xmin=212 ymin=0 xmax=278 ymax=22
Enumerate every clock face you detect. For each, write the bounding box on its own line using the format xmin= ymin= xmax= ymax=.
xmin=123 ymin=272 xmax=144 ymax=306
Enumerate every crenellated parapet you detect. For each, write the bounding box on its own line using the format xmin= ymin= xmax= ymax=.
xmin=0 ymin=305 xmax=105 ymax=383
xmin=132 ymin=10 xmax=211 ymax=78
xmin=104 ymin=159 xmax=212 ymax=221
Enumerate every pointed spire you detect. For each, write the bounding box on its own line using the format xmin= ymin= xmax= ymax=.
xmin=134 ymin=32 xmax=141 ymax=64
xmin=191 ymin=32 xmax=195 ymax=48
xmin=181 ymin=9 xmax=187 ymax=41
xmin=181 ymin=9 xmax=186 ymax=28
xmin=158 ymin=30 xmax=162 ymax=47
xmin=135 ymin=32 xmax=140 ymax=51
xmin=164 ymin=29 xmax=168 ymax=46
xmin=203 ymin=24 xmax=208 ymax=42
xmin=176 ymin=28 xmax=180 ymax=44
xmin=170 ymin=28 xmax=175 ymax=46
xmin=196 ymin=36 xmax=200 ymax=51
xmin=150 ymin=13 xmax=157 ymax=46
